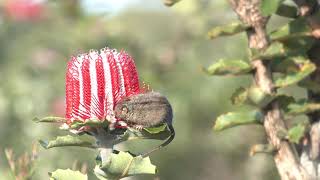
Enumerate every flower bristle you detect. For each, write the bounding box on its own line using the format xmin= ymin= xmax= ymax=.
xmin=65 ymin=47 xmax=141 ymax=126
xmin=140 ymin=81 xmax=153 ymax=93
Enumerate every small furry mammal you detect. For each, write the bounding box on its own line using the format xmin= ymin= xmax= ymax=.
xmin=114 ymin=91 xmax=175 ymax=157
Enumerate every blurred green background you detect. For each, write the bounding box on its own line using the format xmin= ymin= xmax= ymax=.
xmin=0 ymin=0 xmax=304 ymax=179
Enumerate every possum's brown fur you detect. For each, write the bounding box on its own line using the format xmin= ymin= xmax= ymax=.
xmin=114 ymin=92 xmax=173 ymax=127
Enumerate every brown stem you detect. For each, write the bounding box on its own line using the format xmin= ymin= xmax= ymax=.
xmin=228 ymin=0 xmax=310 ymax=179
xmin=293 ymin=0 xmax=320 ymax=178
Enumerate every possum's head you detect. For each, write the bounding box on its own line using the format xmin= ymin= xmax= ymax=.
xmin=114 ymin=92 xmax=173 ymax=127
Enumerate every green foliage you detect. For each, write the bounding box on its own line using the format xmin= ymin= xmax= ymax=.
xmin=94 ymin=152 xmax=156 ymax=179
xmin=39 ymin=135 xmax=97 ymax=149
xmin=274 ymin=60 xmax=316 ymax=87
xmin=287 ymin=123 xmax=308 ymax=144
xmin=231 ymin=87 xmax=248 ymax=105
xmin=275 ymin=4 xmax=298 ymax=18
xmin=33 ymin=116 xmax=66 ymax=123
xmin=260 ymin=0 xmax=284 ymax=16
xmin=248 ymin=86 xmax=276 ymax=107
xmin=299 ymin=79 xmax=320 ymax=93
xmin=144 ymin=123 xmax=168 ymax=134
xmin=285 ymin=99 xmax=320 ymax=115
xmin=231 ymin=86 xmax=276 ymax=108
xmin=270 ymin=18 xmax=311 ymax=41
xmin=49 ymin=169 xmax=87 ymax=180
xmin=251 ymin=42 xmax=287 ymax=60
xmin=203 ymin=59 xmax=252 ymax=76
xmin=119 ymin=125 xmax=172 ymax=141
xmin=69 ymin=119 xmax=109 ymax=129
xmin=207 ymin=22 xmax=248 ymax=39
xmin=214 ymin=109 xmax=263 ymax=131
xmin=271 ymin=56 xmax=308 ymax=73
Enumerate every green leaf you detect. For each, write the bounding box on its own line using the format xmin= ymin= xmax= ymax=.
xmin=260 ymin=0 xmax=284 ymax=16
xmin=49 ymin=169 xmax=87 ymax=180
xmin=119 ymin=126 xmax=172 ymax=141
xmin=143 ymin=123 xmax=167 ymax=134
xmin=276 ymin=4 xmax=298 ymax=18
xmin=213 ymin=109 xmax=263 ymax=131
xmin=251 ymin=42 xmax=288 ymax=60
xmin=271 ymin=56 xmax=308 ymax=73
xmin=39 ymin=135 xmax=97 ymax=149
xmin=270 ymin=18 xmax=311 ymax=41
xmin=163 ymin=0 xmax=181 ymax=7
xmin=248 ymin=86 xmax=276 ymax=108
xmin=94 ymin=151 xmax=156 ymax=179
xmin=33 ymin=116 xmax=66 ymax=123
xmin=208 ymin=22 xmax=249 ymax=39
xmin=286 ymin=99 xmax=320 ymax=115
xmin=277 ymin=95 xmax=295 ymax=111
xmin=203 ymin=59 xmax=252 ymax=76
xmin=287 ymin=123 xmax=308 ymax=143
xmin=299 ymin=79 xmax=320 ymax=94
xmin=69 ymin=119 xmax=109 ymax=129
xmin=274 ymin=61 xmax=316 ymax=87
xmin=284 ymin=37 xmax=315 ymax=56
xmin=231 ymin=86 xmax=275 ymax=108
xmin=231 ymin=87 xmax=248 ymax=105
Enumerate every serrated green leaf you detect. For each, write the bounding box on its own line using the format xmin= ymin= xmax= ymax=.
xmin=144 ymin=123 xmax=167 ymax=134
xmin=299 ymin=79 xmax=320 ymax=94
xmin=213 ymin=109 xmax=263 ymax=131
xmin=33 ymin=116 xmax=66 ymax=123
xmin=119 ymin=126 xmax=171 ymax=141
xmin=287 ymin=123 xmax=308 ymax=143
xmin=70 ymin=119 xmax=109 ymax=129
xmin=251 ymin=42 xmax=287 ymax=60
xmin=276 ymin=4 xmax=298 ymax=18
xmin=231 ymin=87 xmax=248 ymax=105
xmin=274 ymin=61 xmax=316 ymax=87
xmin=270 ymin=18 xmax=311 ymax=41
xmin=271 ymin=56 xmax=308 ymax=73
xmin=94 ymin=151 xmax=156 ymax=179
xmin=39 ymin=135 xmax=97 ymax=149
xmin=203 ymin=59 xmax=252 ymax=76
xmin=260 ymin=0 xmax=284 ymax=16
xmin=49 ymin=169 xmax=87 ymax=180
xmin=286 ymin=99 xmax=320 ymax=115
xmin=208 ymin=22 xmax=249 ymax=39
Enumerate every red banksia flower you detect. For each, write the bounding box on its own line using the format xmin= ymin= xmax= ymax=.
xmin=4 ymin=0 xmax=44 ymax=21
xmin=65 ymin=48 xmax=140 ymax=126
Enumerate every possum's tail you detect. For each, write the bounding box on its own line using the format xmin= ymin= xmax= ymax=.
xmin=141 ymin=124 xmax=175 ymax=157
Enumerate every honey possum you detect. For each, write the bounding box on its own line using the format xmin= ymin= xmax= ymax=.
xmin=114 ymin=91 xmax=175 ymax=157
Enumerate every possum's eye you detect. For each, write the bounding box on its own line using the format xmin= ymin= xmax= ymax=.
xmin=121 ymin=105 xmax=129 ymax=114
xmin=121 ymin=105 xmax=132 ymax=114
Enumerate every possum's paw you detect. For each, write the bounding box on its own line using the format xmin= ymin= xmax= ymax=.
xmin=133 ymin=125 xmax=144 ymax=131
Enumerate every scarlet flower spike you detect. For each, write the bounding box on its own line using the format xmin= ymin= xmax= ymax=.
xmin=65 ymin=47 xmax=141 ymax=127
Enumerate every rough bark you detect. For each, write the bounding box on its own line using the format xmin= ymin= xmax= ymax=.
xmin=229 ymin=0 xmax=310 ymax=179
xmin=293 ymin=0 xmax=320 ymax=178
